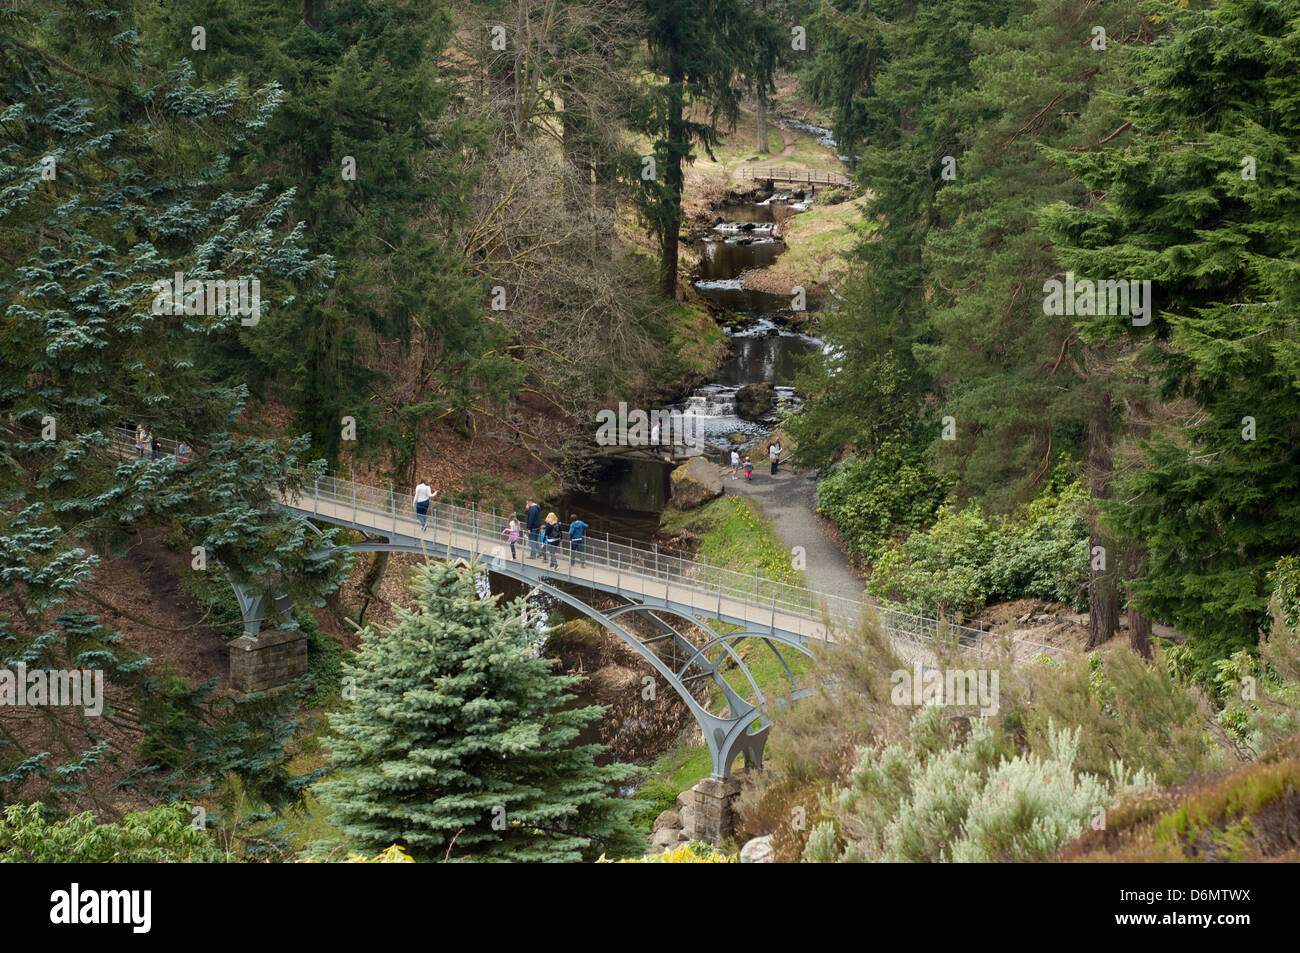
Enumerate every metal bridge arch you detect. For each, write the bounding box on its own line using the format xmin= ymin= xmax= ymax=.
xmin=334 ymin=537 xmax=814 ymax=779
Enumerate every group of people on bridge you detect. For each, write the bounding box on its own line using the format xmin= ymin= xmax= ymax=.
xmin=132 ymin=425 xmax=190 ymax=464
xmin=509 ymin=500 xmax=588 ymax=569
xmin=410 ymin=482 xmax=590 ymax=571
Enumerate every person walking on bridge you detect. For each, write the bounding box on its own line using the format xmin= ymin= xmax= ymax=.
xmin=542 ymin=512 xmax=561 ymax=568
xmin=502 ymin=513 xmax=521 ymax=560
xmin=525 ymin=499 xmax=542 ymax=558
xmin=567 ymin=513 xmax=589 ymax=568
xmin=413 ymin=479 xmax=436 ymax=531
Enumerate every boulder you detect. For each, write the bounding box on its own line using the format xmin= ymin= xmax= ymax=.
xmin=678 ymin=804 xmax=695 ymax=834
xmin=740 ymin=835 xmax=775 ymax=864
xmin=653 ymin=810 xmax=682 ymax=833
xmin=735 ymin=382 xmax=776 ymax=421
xmin=670 ymin=456 xmax=723 ymax=509
xmin=651 ymin=827 xmax=681 ymax=850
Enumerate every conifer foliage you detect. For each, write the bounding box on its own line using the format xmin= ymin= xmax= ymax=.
xmin=315 ymin=560 xmax=641 ymax=862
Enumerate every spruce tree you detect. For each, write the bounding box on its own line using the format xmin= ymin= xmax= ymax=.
xmin=0 ymin=0 xmax=349 ymax=811
xmin=147 ymin=0 xmax=520 ymax=472
xmin=636 ymin=0 xmax=759 ymax=297
xmin=1044 ymin=0 xmax=1300 ymax=664
xmin=315 ymin=560 xmax=642 ymax=862
xmin=790 ymin=0 xmax=1017 ymax=465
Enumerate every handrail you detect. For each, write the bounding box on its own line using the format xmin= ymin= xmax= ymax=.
xmin=105 ymin=426 xmax=1065 ymax=662
xmin=736 ymin=166 xmax=854 ymax=188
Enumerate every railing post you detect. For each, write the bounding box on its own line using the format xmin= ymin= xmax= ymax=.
xmin=653 ymin=542 xmax=658 ymax=579
xmin=352 ymin=480 xmax=357 ymax=522
xmin=616 ymin=553 xmax=621 ymax=592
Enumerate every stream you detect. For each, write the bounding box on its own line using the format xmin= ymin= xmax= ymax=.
xmin=485 ymin=139 xmax=841 ymax=765
xmin=667 ymin=188 xmax=825 ymax=460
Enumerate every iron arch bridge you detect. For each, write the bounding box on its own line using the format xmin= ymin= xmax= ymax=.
xmin=268 ymin=515 xmax=821 ymax=781
xmin=113 ymin=432 xmax=1064 ymax=778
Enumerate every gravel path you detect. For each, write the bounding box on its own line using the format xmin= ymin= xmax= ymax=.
xmin=721 ymin=461 xmax=865 ymax=604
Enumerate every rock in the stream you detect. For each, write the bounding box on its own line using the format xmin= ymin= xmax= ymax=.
xmin=735 ymin=382 xmax=776 ymax=421
xmin=670 ymin=456 xmax=723 ymax=509
xmin=740 ymin=835 xmax=775 ymax=864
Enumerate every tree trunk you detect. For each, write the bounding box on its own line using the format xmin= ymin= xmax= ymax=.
xmin=756 ymin=85 xmax=769 ymax=154
xmin=660 ymin=52 xmax=685 ymax=299
xmin=1086 ymin=394 xmax=1119 ymax=649
xmin=561 ymin=86 xmax=595 ymax=203
xmin=513 ymin=0 xmax=526 ymax=144
xmin=1128 ymin=603 xmax=1153 ymax=658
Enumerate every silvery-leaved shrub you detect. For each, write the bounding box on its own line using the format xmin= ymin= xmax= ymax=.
xmin=949 ymin=724 xmax=1110 ymax=862
xmin=813 ymin=711 xmax=1155 ymax=863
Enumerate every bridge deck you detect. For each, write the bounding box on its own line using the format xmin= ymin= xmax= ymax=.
xmin=736 ymin=166 xmax=855 ymax=189
xmin=289 ymin=493 xmax=836 ymax=643
xmin=110 ymin=427 xmax=1063 ymax=663
xmin=284 ymin=485 xmax=1063 ymax=663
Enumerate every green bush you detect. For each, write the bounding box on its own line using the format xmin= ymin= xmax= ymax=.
xmin=0 ymin=802 xmax=224 ymax=863
xmin=868 ymin=481 xmax=1090 ymax=615
xmin=816 ymin=440 xmax=951 ymax=564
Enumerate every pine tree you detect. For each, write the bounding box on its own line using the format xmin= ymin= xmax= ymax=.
xmin=636 ymin=0 xmax=758 ymax=297
xmin=315 ymin=560 xmax=642 ymax=862
xmin=791 ymin=0 xmax=1017 ymax=465
xmin=0 ymin=0 xmax=349 ymax=810
xmin=918 ymin=0 xmax=1157 ymax=648
xmin=148 ymin=0 xmax=520 ymax=471
xmin=1044 ymin=0 xmax=1300 ymax=665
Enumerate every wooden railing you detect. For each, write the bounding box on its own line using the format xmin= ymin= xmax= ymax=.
xmin=736 ymin=166 xmax=855 ymax=189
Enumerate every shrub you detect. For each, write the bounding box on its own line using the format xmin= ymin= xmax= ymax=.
xmin=868 ymin=481 xmax=1090 ymax=615
xmin=1001 ymin=647 xmax=1225 ymax=789
xmin=815 ymin=711 xmax=1153 ymax=863
xmin=0 ymin=802 xmax=224 ymax=863
xmin=815 ymin=440 xmax=951 ymax=564
xmin=598 ymin=842 xmax=731 ymax=863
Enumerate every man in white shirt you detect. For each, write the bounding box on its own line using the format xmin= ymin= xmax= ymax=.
xmin=769 ymin=440 xmax=780 ymax=476
xmin=730 ymin=449 xmax=740 ymax=479
xmin=413 ymin=480 xmax=437 ymax=531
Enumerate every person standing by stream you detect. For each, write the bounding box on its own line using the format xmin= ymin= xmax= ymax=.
xmin=770 ymin=438 xmax=781 ymax=475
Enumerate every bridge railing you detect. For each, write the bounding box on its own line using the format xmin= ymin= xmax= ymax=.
xmin=106 ymin=427 xmax=1063 ymax=661
xmin=736 ymin=166 xmax=855 ymax=189
xmin=289 ymin=467 xmax=1062 ymax=662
